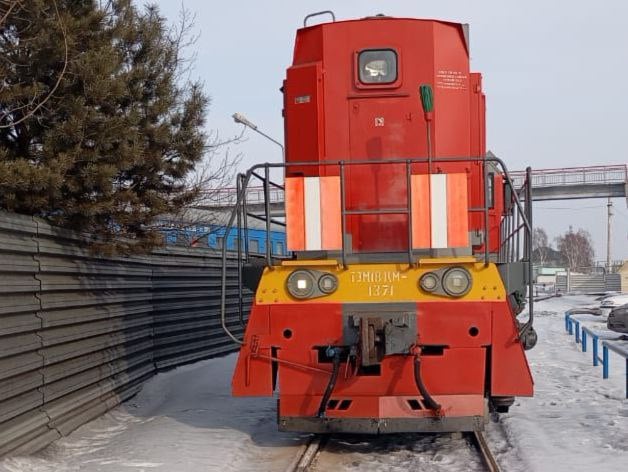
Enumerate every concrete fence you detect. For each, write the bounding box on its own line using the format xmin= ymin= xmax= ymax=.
xmin=555 ymin=273 xmax=621 ymax=293
xmin=0 ymin=211 xmax=251 ymax=456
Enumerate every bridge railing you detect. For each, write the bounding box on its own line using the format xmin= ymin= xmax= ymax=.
xmin=202 ymin=185 xmax=284 ymax=206
xmin=510 ymin=164 xmax=627 ymax=189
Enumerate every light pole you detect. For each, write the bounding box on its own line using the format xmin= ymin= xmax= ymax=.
xmin=606 ymin=197 xmax=613 ymax=273
xmin=232 ymin=112 xmax=284 ymax=158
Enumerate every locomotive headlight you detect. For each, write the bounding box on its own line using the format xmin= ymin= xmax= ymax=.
xmin=318 ymin=273 xmax=338 ymax=294
xmin=419 ymin=272 xmax=439 ymax=292
xmin=286 ymin=270 xmax=316 ymax=299
xmin=442 ymin=267 xmax=472 ymax=297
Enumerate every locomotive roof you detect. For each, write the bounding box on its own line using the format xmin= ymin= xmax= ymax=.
xmin=299 ymin=15 xmax=467 ymax=30
xmin=298 ymin=15 xmax=470 ymax=53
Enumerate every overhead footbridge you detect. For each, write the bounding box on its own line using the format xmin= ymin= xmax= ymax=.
xmin=509 ymin=164 xmax=627 ymax=202
xmin=202 ymin=163 xmax=627 ymax=215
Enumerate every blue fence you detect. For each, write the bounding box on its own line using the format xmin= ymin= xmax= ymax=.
xmin=565 ymin=312 xmax=628 ymax=398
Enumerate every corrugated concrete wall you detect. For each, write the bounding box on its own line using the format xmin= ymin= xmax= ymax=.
xmin=605 ymin=273 xmax=621 ymax=292
xmin=0 ymin=212 xmax=250 ymax=456
xmin=556 ymin=273 xmax=621 ymax=293
xmin=556 ymin=275 xmax=567 ymax=292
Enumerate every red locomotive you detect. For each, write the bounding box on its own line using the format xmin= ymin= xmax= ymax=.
xmin=221 ymin=12 xmax=536 ymax=433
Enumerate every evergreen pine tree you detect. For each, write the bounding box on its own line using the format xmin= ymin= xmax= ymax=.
xmin=0 ymin=0 xmax=208 ymax=252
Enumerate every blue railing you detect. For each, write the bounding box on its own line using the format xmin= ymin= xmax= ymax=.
xmin=565 ymin=311 xmax=628 ymax=398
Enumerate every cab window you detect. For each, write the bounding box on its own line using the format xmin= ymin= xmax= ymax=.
xmin=487 ymin=173 xmax=495 ymax=209
xmin=358 ymin=49 xmax=397 ymax=84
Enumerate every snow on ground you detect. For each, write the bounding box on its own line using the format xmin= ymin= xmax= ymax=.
xmin=312 ymin=433 xmax=486 ymax=471
xmin=0 ymin=356 xmax=306 ymax=472
xmin=488 ymin=295 xmax=628 ymax=472
xmin=1 ymin=295 xmax=627 ymax=471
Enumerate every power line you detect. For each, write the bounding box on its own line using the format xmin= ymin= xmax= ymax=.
xmin=614 ymin=206 xmax=628 ymax=218
xmin=535 ymin=205 xmax=602 ymax=210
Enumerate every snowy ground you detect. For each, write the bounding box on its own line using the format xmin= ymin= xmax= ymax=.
xmin=490 ymin=295 xmax=628 ymax=472
xmin=0 ymin=357 xmax=306 ymax=472
xmin=1 ymin=295 xmax=627 ymax=471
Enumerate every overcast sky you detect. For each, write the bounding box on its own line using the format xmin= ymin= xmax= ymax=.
xmin=147 ymin=0 xmax=627 ymax=262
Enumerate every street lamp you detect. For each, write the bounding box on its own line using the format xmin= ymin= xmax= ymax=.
xmin=232 ymin=112 xmax=284 ymax=157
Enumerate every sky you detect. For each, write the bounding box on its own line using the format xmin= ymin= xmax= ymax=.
xmin=145 ymin=0 xmax=627 ymax=262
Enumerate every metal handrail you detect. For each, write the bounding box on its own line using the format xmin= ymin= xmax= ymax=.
xmin=219 ymin=156 xmax=533 ymax=345
xmin=303 ymin=10 xmax=336 ymax=27
xmin=496 ymin=167 xmax=534 ymax=338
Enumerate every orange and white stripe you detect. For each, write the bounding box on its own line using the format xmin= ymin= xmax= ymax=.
xmin=411 ymin=173 xmax=469 ymax=249
xmin=285 ymin=176 xmax=342 ymax=251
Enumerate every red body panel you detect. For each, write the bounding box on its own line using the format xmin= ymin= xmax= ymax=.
xmin=279 ymin=394 xmax=485 ymax=419
xmin=491 ymin=301 xmax=534 ymax=396
xmin=233 ymin=301 xmax=534 ymax=403
xmin=282 ymin=18 xmax=503 ymax=252
xmin=284 ymin=63 xmax=324 ymax=174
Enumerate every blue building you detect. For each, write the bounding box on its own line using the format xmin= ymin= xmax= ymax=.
xmin=209 ymin=226 xmax=286 ymax=256
xmin=160 ymin=223 xmax=287 ymax=256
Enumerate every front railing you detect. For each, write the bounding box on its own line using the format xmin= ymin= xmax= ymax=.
xmin=499 ymin=167 xmax=533 ymax=264
xmin=220 ymin=156 xmax=533 ymax=345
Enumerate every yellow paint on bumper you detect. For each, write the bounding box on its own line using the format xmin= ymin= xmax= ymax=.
xmin=255 ymin=259 xmax=506 ymax=304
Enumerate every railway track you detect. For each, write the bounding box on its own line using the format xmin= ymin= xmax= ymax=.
xmin=284 ymin=435 xmax=327 ymax=472
xmin=469 ymin=431 xmax=502 ymax=472
xmin=285 ymin=431 xmax=502 ymax=472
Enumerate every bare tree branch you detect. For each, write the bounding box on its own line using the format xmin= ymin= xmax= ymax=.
xmin=532 ymin=227 xmax=550 ymax=266
xmin=0 ymin=1 xmax=21 ymax=28
xmin=0 ymin=0 xmax=68 ymax=129
xmin=555 ymin=226 xmax=595 ymax=272
xmin=160 ymin=129 xmax=246 ymax=246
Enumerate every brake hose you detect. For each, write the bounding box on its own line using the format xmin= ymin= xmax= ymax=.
xmin=413 ymin=355 xmax=442 ymax=413
xmin=317 ymin=348 xmax=341 ymax=417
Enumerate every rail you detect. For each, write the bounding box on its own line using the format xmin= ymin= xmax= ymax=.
xmin=564 ymin=312 xmax=628 ymax=398
xmin=219 ymin=156 xmax=533 ymax=345
xmin=470 ymin=431 xmax=502 ymax=472
xmin=286 ymin=431 xmax=501 ymax=471
xmin=286 ymin=435 xmax=326 ymax=472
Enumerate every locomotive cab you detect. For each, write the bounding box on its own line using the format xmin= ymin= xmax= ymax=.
xmin=225 ymin=13 xmax=535 ymax=434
